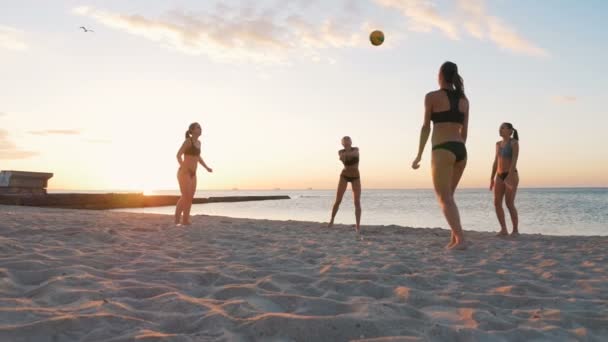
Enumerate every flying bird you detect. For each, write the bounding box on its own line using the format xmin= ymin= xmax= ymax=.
xmin=79 ymin=26 xmax=94 ymax=33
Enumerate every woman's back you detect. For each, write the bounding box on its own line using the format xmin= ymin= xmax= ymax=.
xmin=429 ymin=89 xmax=469 ymax=145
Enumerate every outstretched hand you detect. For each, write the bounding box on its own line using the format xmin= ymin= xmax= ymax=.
xmin=206 ymin=167 xmax=213 ymax=173
xmin=411 ymin=156 xmax=421 ymax=170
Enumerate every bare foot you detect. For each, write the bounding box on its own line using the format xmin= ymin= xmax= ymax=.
xmin=181 ymin=221 xmax=192 ymax=226
xmin=496 ymin=230 xmax=509 ymax=237
xmin=445 ymin=234 xmax=457 ymax=249
xmin=510 ymin=231 xmax=520 ymax=237
xmin=355 ymin=228 xmax=364 ymax=241
xmin=327 ymin=221 xmax=334 ymax=228
xmin=448 ymin=240 xmax=468 ymax=250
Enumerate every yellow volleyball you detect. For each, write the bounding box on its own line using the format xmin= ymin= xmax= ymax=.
xmin=370 ymin=30 xmax=384 ymax=46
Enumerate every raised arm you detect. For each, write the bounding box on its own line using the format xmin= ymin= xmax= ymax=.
xmin=412 ymin=93 xmax=432 ymax=169
xmin=344 ymin=147 xmax=359 ymax=158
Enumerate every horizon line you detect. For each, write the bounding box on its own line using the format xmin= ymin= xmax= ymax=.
xmin=48 ymin=186 xmax=608 ymax=192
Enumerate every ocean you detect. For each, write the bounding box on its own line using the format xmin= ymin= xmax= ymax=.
xmin=107 ymin=188 xmax=607 ymax=236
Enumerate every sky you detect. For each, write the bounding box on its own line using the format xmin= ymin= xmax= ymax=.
xmin=1 ymin=0 xmax=607 ymax=191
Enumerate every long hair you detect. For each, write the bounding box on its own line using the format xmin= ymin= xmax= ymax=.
xmin=503 ymin=122 xmax=519 ymax=140
xmin=440 ymin=61 xmax=465 ymax=98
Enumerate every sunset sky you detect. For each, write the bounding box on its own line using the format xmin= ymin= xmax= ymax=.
xmin=1 ymin=0 xmax=607 ymax=190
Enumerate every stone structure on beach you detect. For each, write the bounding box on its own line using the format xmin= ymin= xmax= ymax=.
xmin=0 ymin=170 xmax=53 ymax=195
xmin=0 ymin=169 xmax=289 ymax=209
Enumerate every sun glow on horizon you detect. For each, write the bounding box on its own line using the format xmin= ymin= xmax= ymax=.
xmin=1 ymin=1 xmax=607 ymax=189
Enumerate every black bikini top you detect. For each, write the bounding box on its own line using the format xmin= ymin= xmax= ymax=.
xmin=431 ymin=89 xmax=465 ymax=124
xmin=341 ymin=149 xmax=359 ymax=166
xmin=184 ymin=138 xmax=201 ymax=156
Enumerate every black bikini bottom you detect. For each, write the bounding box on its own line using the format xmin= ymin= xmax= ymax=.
xmin=497 ymin=170 xmax=517 ymax=181
xmin=432 ymin=141 xmax=467 ymax=162
xmin=341 ymin=175 xmax=360 ymax=183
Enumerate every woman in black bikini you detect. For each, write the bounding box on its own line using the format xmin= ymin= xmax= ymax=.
xmin=490 ymin=123 xmax=520 ymax=236
xmin=175 ymin=122 xmax=213 ymax=225
xmin=412 ymin=61 xmax=469 ymax=250
xmin=329 ymin=136 xmax=362 ymax=234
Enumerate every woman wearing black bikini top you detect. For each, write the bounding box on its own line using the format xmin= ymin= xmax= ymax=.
xmin=412 ymin=61 xmax=469 ymax=250
xmin=328 ymin=136 xmax=362 ymax=234
xmin=175 ymin=122 xmax=213 ymax=226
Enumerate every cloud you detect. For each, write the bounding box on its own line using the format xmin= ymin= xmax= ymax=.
xmin=552 ymin=95 xmax=577 ymax=104
xmin=0 ymin=130 xmax=38 ymax=160
xmin=458 ymin=0 xmax=548 ymax=57
xmin=375 ymin=0 xmax=459 ymax=39
xmin=0 ymin=25 xmax=28 ymax=51
xmin=0 ymin=150 xmax=38 ymax=159
xmin=374 ymin=0 xmax=547 ymax=57
xmin=28 ymin=129 xmax=81 ymax=136
xmin=71 ymin=1 xmax=546 ymax=60
xmin=72 ymin=3 xmax=366 ymax=64
xmin=0 ymin=112 xmax=6 ymax=117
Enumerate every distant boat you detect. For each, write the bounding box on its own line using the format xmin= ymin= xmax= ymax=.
xmin=307 ymin=187 xmax=313 ymax=190
xmin=231 ymin=188 xmax=239 ymax=191
xmin=273 ymin=188 xmax=281 ymax=191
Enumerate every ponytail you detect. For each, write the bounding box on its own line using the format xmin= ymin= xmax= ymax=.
xmin=440 ymin=61 xmax=465 ymax=98
xmin=453 ymin=72 xmax=465 ymax=99
xmin=185 ymin=122 xmax=200 ymax=139
xmin=503 ymin=122 xmax=519 ymax=141
xmin=512 ymin=128 xmax=519 ymax=141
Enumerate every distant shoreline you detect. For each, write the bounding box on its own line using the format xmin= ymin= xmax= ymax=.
xmin=47 ymin=187 xmax=608 ymax=193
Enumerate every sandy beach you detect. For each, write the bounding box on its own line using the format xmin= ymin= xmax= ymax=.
xmin=0 ymin=205 xmax=606 ymax=341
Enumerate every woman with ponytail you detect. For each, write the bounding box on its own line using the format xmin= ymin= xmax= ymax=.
xmin=490 ymin=123 xmax=520 ymax=236
xmin=412 ymin=61 xmax=469 ymax=250
xmin=175 ymin=122 xmax=213 ymax=226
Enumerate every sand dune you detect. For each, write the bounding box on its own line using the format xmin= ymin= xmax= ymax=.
xmin=0 ymin=205 xmax=606 ymax=341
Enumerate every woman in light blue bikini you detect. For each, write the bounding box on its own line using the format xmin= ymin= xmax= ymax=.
xmin=490 ymin=123 xmax=520 ymax=236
